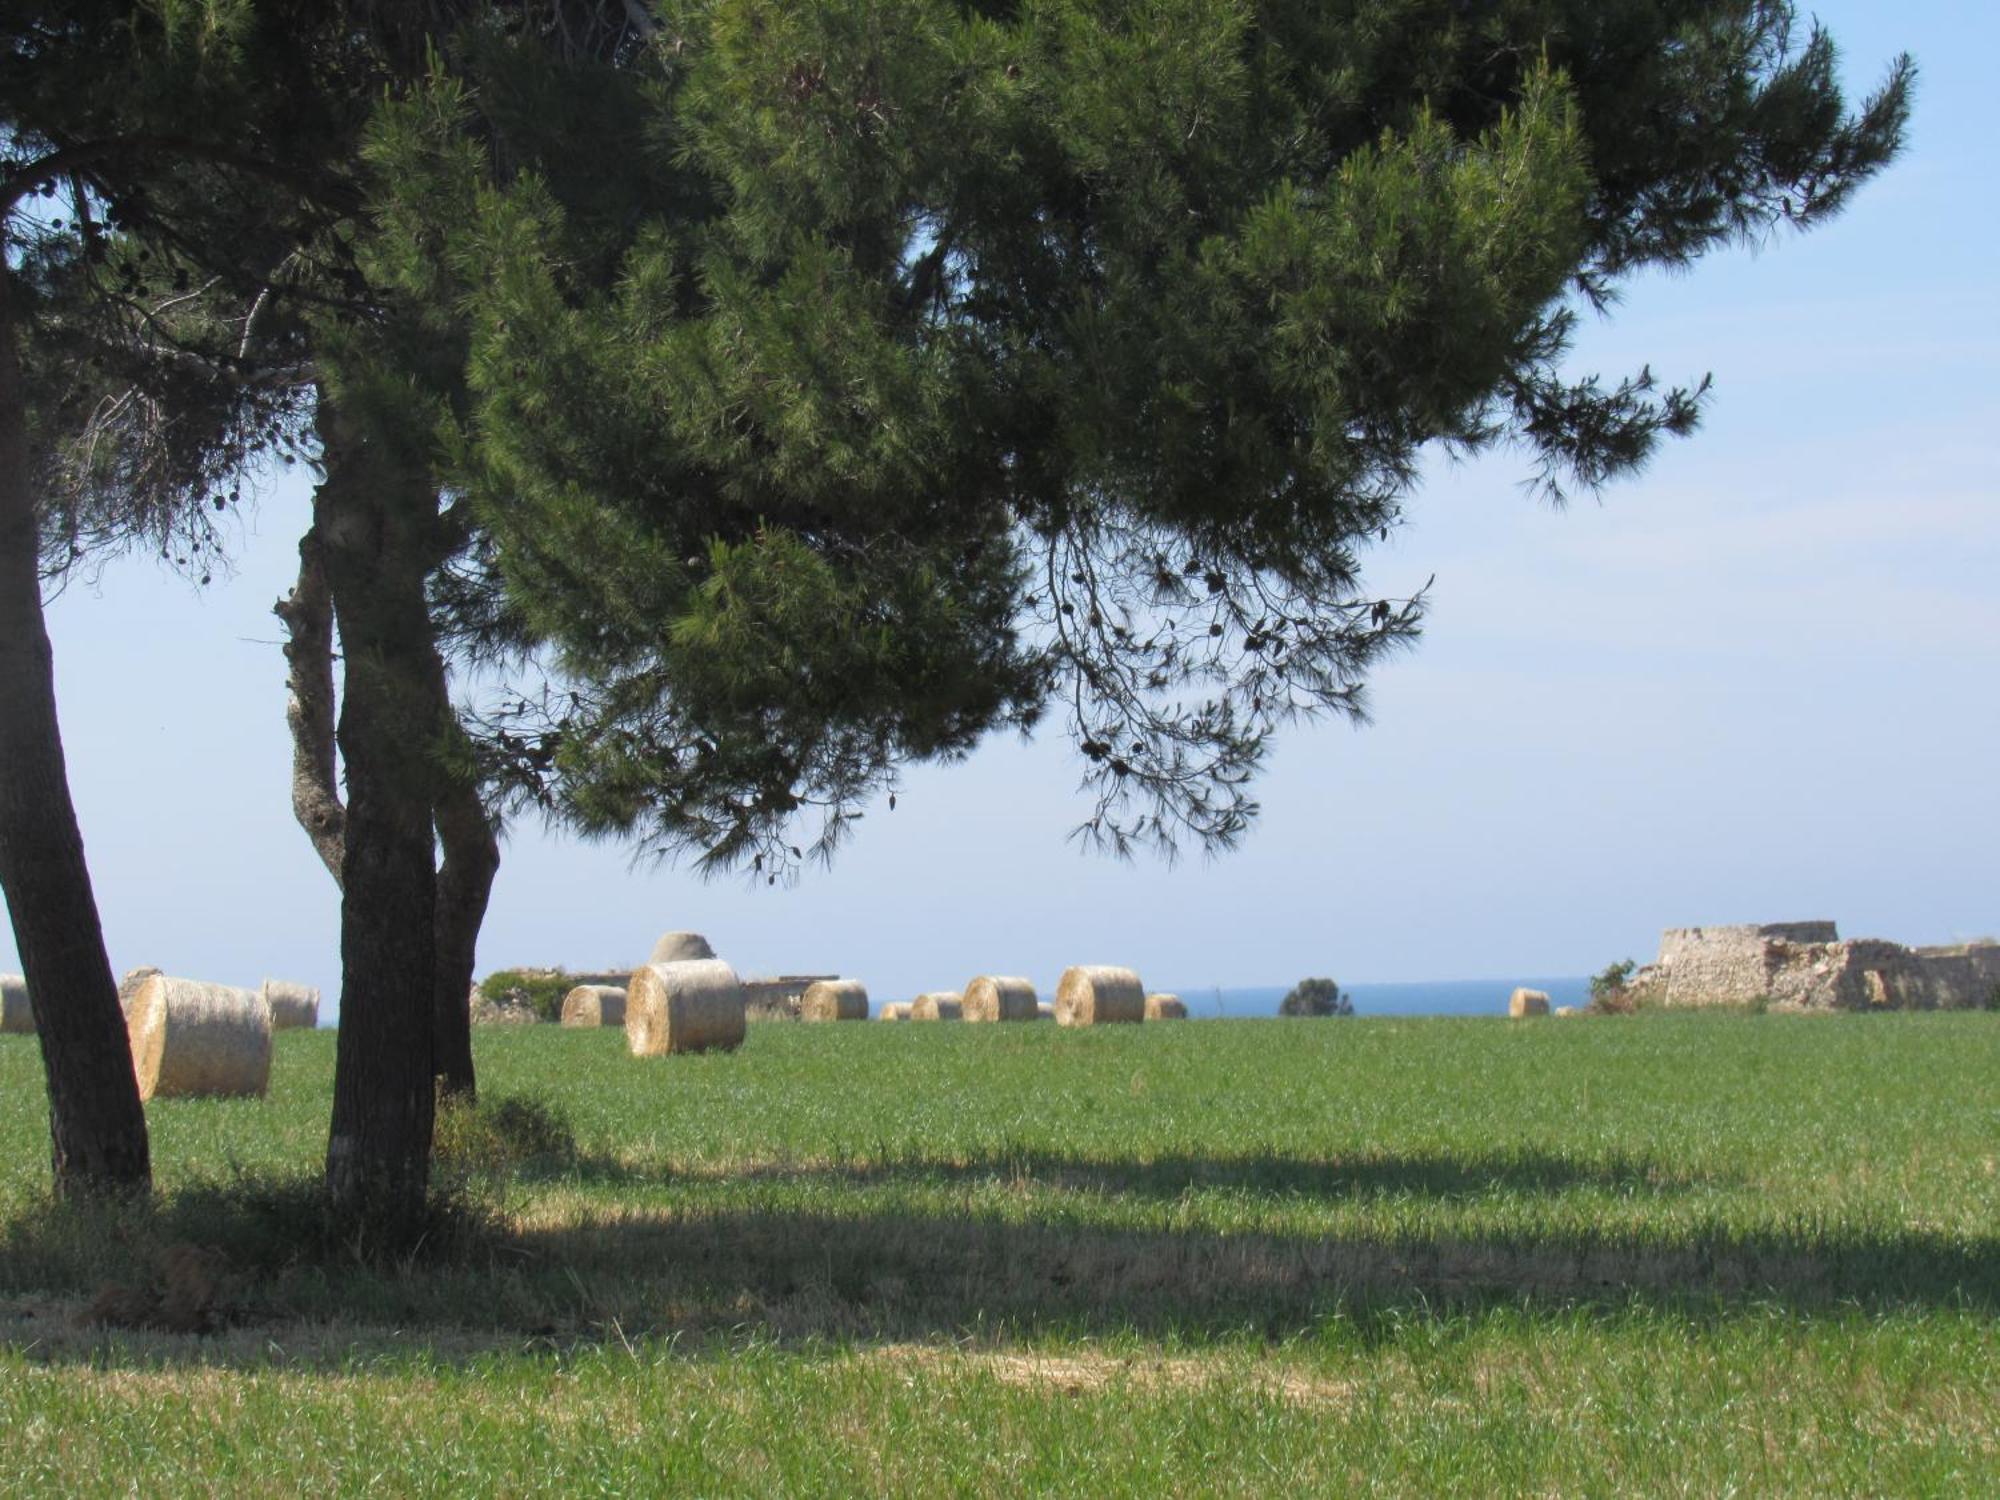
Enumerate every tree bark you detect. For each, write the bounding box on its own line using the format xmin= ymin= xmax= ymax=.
xmin=273 ymin=524 xmax=346 ymax=885
xmin=0 ymin=266 xmax=151 ymax=1196
xmin=278 ymin=510 xmax=491 ymax=1103
xmin=313 ymin=395 xmax=440 ymax=1220
xmin=431 ymin=732 xmax=496 ymax=1102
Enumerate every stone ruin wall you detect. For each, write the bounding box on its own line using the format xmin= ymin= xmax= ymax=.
xmin=1650 ymin=922 xmax=2000 ymax=1012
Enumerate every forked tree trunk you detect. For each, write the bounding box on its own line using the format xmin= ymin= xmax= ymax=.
xmin=313 ymin=398 xmax=441 ymax=1219
xmin=278 ymin=513 xmax=493 ymax=1104
xmin=0 ymin=266 xmax=151 ymax=1196
xmin=431 ymin=743 xmax=497 ymax=1103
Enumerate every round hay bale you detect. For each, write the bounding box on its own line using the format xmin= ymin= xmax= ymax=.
xmin=648 ymin=931 xmax=717 ymax=964
xmin=879 ymin=1002 xmax=912 ymax=1022
xmin=1 ymin=974 xmax=33 ymax=1035
xmin=801 ymin=979 xmax=869 ymax=1022
xmin=259 ymin=979 xmax=320 ymax=1030
xmin=1554 ymin=1005 xmax=1580 ymax=1017
xmin=1055 ymin=965 xmax=1145 ymax=1026
xmin=125 ymin=976 xmax=271 ymax=1101
xmin=561 ymin=984 xmax=627 ymax=1028
xmin=961 ymin=976 xmax=1038 ymax=1023
xmin=626 ymin=959 xmax=745 ymax=1055
xmin=1509 ymin=987 xmax=1551 ymax=1018
xmin=1144 ymin=992 xmax=1188 ymax=1021
xmin=910 ymin=991 xmax=963 ymax=1021
xmin=117 ymin=966 xmax=162 ymax=1014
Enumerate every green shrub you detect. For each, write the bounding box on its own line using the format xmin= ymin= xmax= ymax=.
xmin=1587 ymin=959 xmax=1639 ymax=1013
xmin=434 ymin=1091 xmax=577 ymax=1178
xmin=477 ymin=968 xmax=572 ymax=1022
xmin=1279 ymin=978 xmax=1352 ymax=1017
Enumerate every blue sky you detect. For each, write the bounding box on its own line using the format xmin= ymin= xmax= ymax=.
xmin=6 ymin=2 xmax=1994 ymax=1008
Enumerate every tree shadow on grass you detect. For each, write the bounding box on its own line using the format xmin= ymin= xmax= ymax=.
xmin=0 ymin=1146 xmax=1994 ymax=1371
xmin=559 ymin=1144 xmax=1724 ymax=1203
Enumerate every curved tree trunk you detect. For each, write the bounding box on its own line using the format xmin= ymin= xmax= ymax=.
xmin=314 ymin=397 xmax=440 ymax=1220
xmin=0 ymin=266 xmax=150 ymax=1196
xmin=278 ymin=512 xmax=492 ymax=1104
xmin=430 ymin=700 xmax=496 ymax=1102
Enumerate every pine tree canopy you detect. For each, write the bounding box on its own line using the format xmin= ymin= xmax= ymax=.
xmin=370 ymin=1 xmax=1903 ymax=874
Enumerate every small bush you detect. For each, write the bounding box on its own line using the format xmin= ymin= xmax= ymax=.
xmin=1279 ymin=978 xmax=1353 ymax=1018
xmin=434 ymin=1091 xmax=577 ymax=1178
xmin=1587 ymin=959 xmax=1639 ymax=1014
xmin=477 ymin=968 xmax=573 ymax=1022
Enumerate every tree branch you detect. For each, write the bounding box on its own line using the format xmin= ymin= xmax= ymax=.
xmin=273 ymin=520 xmax=346 ymax=885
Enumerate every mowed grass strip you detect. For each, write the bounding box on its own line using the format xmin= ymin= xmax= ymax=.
xmin=0 ymin=1013 xmax=1996 ymax=1493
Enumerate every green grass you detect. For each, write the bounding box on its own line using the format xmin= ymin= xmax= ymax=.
xmin=2 ymin=1013 xmax=1997 ymax=1494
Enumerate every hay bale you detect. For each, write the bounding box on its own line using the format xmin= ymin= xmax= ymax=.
xmin=560 ymin=984 xmax=627 ymax=1028
xmin=259 ymin=979 xmax=320 ymax=1030
xmin=1055 ymin=965 xmax=1145 ymax=1026
xmin=1144 ymin=992 xmax=1188 ymax=1021
xmin=649 ymin=931 xmax=717 ymax=964
xmin=910 ymin=991 xmax=963 ymax=1021
xmin=1 ymin=974 xmax=32 ymax=1035
xmin=879 ymin=1002 xmax=912 ymax=1022
xmin=961 ymin=976 xmax=1037 ymax=1023
xmin=801 ymin=979 xmax=869 ymax=1022
xmin=117 ymin=967 xmax=162 ymax=1014
xmin=1035 ymin=1002 xmax=1054 ymax=1021
xmin=125 ymin=976 xmax=272 ymax=1101
xmin=1554 ymin=1005 xmax=1580 ymax=1017
xmin=1509 ymin=987 xmax=1551 ymax=1018
xmin=625 ymin=959 xmax=745 ymax=1055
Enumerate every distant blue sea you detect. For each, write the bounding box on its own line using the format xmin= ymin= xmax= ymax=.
xmin=1161 ymin=976 xmax=1591 ymax=1020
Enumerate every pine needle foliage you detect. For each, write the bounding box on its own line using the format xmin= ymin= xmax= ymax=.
xmin=357 ymin=0 xmax=1908 ymax=874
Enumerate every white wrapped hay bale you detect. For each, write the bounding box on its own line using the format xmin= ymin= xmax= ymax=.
xmin=259 ymin=979 xmax=320 ymax=1030
xmin=1509 ymin=987 xmax=1551 ymax=1018
xmin=1055 ymin=966 xmax=1145 ymax=1026
xmin=649 ymin=931 xmax=717 ymax=964
xmin=879 ymin=1002 xmax=912 ymax=1022
xmin=1144 ymin=993 xmax=1188 ymax=1021
xmin=1 ymin=974 xmax=32 ymax=1035
xmin=801 ymin=979 xmax=869 ymax=1022
xmin=962 ymin=976 xmax=1037 ymax=1023
xmin=125 ymin=976 xmax=272 ymax=1101
xmin=561 ymin=984 xmax=627 ymax=1027
xmin=626 ymin=959 xmax=745 ymax=1055
xmin=910 ymin=991 xmax=963 ymax=1021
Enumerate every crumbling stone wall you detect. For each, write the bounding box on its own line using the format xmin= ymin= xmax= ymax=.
xmin=1649 ymin=923 xmax=1999 ymax=1012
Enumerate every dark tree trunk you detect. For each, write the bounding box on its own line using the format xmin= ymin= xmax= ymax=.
xmin=279 ymin=510 xmax=493 ymax=1105
xmin=430 ymin=708 xmax=496 ymax=1103
xmin=314 ymin=397 xmax=441 ymax=1219
xmin=0 ymin=267 xmax=151 ymax=1196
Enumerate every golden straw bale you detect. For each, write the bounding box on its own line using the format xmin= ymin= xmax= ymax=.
xmin=1055 ymin=965 xmax=1145 ymax=1026
xmin=259 ymin=979 xmax=320 ymax=1030
xmin=626 ymin=959 xmax=745 ymax=1055
xmin=1 ymin=974 xmax=32 ymax=1035
xmin=910 ymin=991 xmax=963 ymax=1021
xmin=801 ymin=979 xmax=869 ymax=1022
xmin=961 ymin=976 xmax=1037 ymax=1023
xmin=648 ymin=931 xmax=717 ymax=964
xmin=125 ymin=976 xmax=272 ymax=1101
xmin=1509 ymin=987 xmax=1551 ymax=1018
xmin=1144 ymin=992 xmax=1188 ymax=1021
xmin=1555 ymin=1005 xmax=1580 ymax=1018
xmin=560 ymin=984 xmax=627 ymax=1027
xmin=117 ymin=967 xmax=162 ymax=1014
xmin=879 ymin=1002 xmax=912 ymax=1022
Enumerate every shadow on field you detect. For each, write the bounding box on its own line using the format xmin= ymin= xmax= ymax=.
xmin=2 ymin=1156 xmax=1995 ymax=1370
xmin=562 ymin=1144 xmax=1720 ymax=1202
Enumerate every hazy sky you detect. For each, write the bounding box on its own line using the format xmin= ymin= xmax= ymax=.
xmin=6 ymin=2 xmax=1993 ymax=1010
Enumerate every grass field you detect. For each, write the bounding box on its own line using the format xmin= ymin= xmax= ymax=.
xmin=2 ymin=1012 xmax=1996 ymax=1495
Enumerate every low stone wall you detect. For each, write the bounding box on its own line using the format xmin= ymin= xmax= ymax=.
xmin=1649 ymin=922 xmax=1999 ymax=1011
